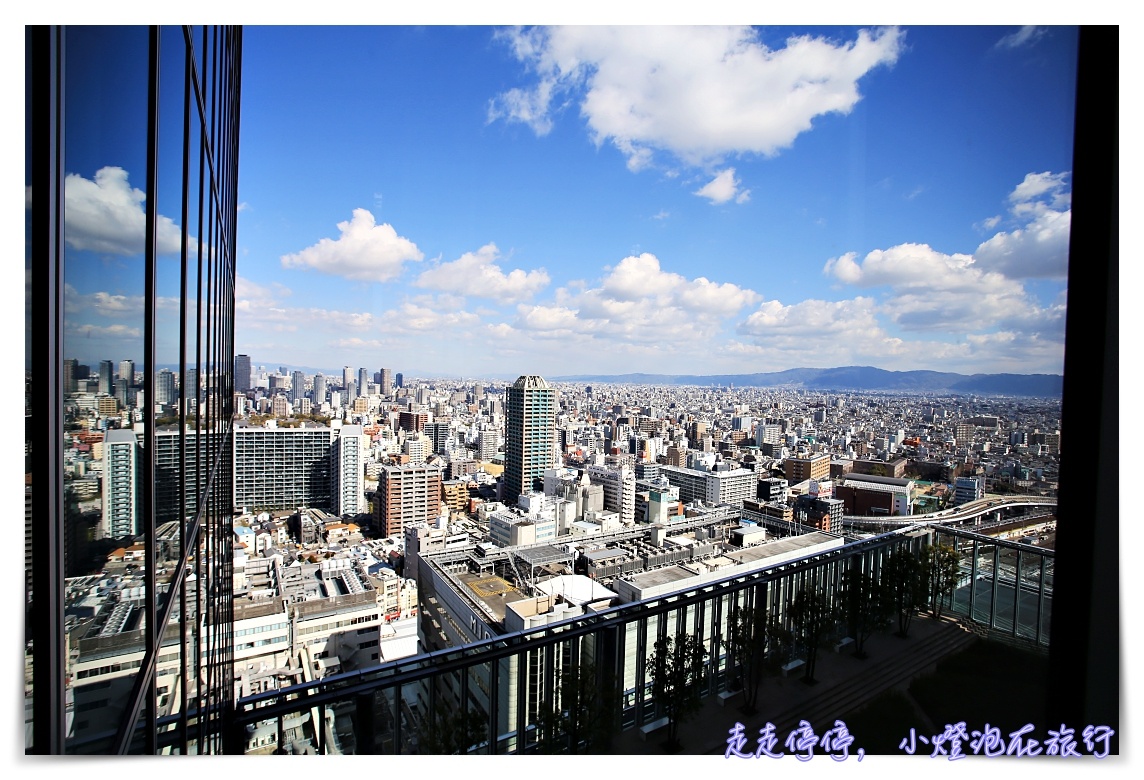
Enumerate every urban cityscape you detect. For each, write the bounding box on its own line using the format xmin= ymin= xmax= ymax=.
xmin=27 ymin=23 xmax=1118 ymax=759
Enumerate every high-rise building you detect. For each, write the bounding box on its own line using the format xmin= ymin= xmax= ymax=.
xmin=232 ymin=423 xmax=333 ymax=512
xmin=235 ymin=354 xmax=251 ymax=392
xmin=312 ymin=372 xmax=327 ymax=405
xmin=118 ymin=359 xmax=135 ymax=385
xmin=101 ymin=429 xmax=139 ymax=539
xmin=379 ymin=367 xmax=393 ymax=396
xmin=98 ymin=359 xmax=114 ymax=395
xmin=343 ymin=365 xmax=357 ymax=405
xmin=155 ymin=368 xmax=175 ymax=406
xmin=30 ymin=25 xmax=242 ymax=754
xmin=358 ymin=367 xmax=370 ymax=397
xmin=62 ymin=358 xmax=77 ymax=395
xmin=375 ymin=464 xmax=443 ymax=538
xmin=291 ymin=370 xmax=306 ymax=405
xmin=503 ymin=375 xmax=556 ymax=505
xmin=395 ymin=372 xmax=403 ymax=388
xmin=587 ymin=462 xmax=636 ymax=526
xmin=333 ymin=425 xmax=366 ymax=516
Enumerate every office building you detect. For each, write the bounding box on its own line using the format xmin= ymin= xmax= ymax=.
xmin=784 ymin=452 xmax=831 ymax=483
xmin=235 ymin=354 xmax=251 ymax=392
xmin=98 ymin=360 xmax=114 ymax=396
xmin=155 ymin=368 xmax=175 ymax=406
xmin=954 ymin=475 xmax=985 ymax=505
xmin=312 ymin=373 xmax=327 ymax=406
xmin=358 ymin=368 xmax=370 ymax=397
xmin=503 ymin=375 xmax=556 ymax=505
xmin=343 ymin=366 xmax=356 ymax=405
xmin=291 ymin=370 xmax=306 ymax=405
xmin=31 ymin=25 xmax=242 ymax=754
xmin=379 ymin=367 xmax=393 ymax=396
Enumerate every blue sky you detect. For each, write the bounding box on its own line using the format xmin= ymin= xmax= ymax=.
xmin=53 ymin=23 xmax=1082 ymax=379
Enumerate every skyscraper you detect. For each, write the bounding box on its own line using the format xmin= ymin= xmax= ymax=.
xmin=312 ymin=372 xmax=327 ymax=405
xmin=358 ymin=367 xmax=370 ymax=397
xmin=98 ymin=359 xmax=114 ymax=395
xmin=333 ymin=425 xmax=366 ymax=515
xmin=379 ymin=367 xmax=393 ymax=396
xmin=31 ymin=25 xmax=242 ymax=754
xmin=155 ymin=368 xmax=175 ymax=406
xmin=291 ymin=369 xmax=306 ymax=405
xmin=235 ymin=354 xmax=251 ymax=392
xmin=503 ymin=375 xmax=556 ymax=505
xmin=343 ymin=365 xmax=356 ymax=405
xmin=101 ymin=429 xmax=139 ymax=539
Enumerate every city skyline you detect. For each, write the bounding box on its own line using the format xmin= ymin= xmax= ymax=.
xmin=53 ymin=24 xmax=1080 ymax=378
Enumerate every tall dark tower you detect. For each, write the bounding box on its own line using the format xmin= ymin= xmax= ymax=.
xmin=235 ymin=354 xmax=251 ymax=392
xmin=503 ymin=375 xmax=556 ymax=506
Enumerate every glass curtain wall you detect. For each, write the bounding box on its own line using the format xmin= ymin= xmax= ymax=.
xmin=29 ymin=25 xmax=242 ymax=755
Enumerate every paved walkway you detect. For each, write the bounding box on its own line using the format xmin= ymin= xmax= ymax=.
xmin=605 ymin=613 xmax=975 ymax=755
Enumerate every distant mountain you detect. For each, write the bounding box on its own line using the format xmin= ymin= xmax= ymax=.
xmin=548 ymin=366 xmax=1062 ymax=397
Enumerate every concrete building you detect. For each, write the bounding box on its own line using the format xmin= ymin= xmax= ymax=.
xmin=333 ymin=425 xmax=366 ymax=516
xmin=375 ymin=464 xmax=443 ymax=538
xmin=503 ymin=375 xmax=556 ymax=505
xmin=784 ymin=453 xmax=831 ymax=483
xmin=232 ymin=423 xmax=333 ymax=512
xmin=102 ymin=429 xmax=138 ymax=539
xmin=587 ymin=463 xmax=636 ymax=526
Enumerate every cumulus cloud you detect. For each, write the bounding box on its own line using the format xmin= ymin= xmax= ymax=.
xmin=737 ymin=296 xmax=881 ymax=338
xmin=995 ymin=26 xmax=1048 ymax=50
xmin=415 ymin=243 xmax=549 ymax=302
xmin=512 ymin=252 xmax=759 ymax=345
xmin=235 ymin=275 xmax=374 ymax=334
xmin=694 ymin=168 xmax=750 ymax=204
xmin=280 ymin=208 xmax=423 ymax=283
xmin=490 ymin=26 xmax=902 ymax=171
xmin=973 ymin=171 xmax=1071 ymax=279
xmin=824 ymin=242 xmax=1040 ymax=332
xmin=64 ymin=166 xmax=185 ymax=255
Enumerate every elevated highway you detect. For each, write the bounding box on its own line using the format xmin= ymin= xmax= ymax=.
xmin=841 ymin=495 xmax=1056 ymax=532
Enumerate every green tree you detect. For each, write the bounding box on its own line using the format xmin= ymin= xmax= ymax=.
xmin=885 ymin=547 xmax=924 ymax=637
xmin=417 ymin=705 xmax=487 ymax=754
xmin=534 ymin=660 xmax=618 ymax=753
xmin=722 ymin=600 xmax=770 ymax=714
xmin=789 ymin=586 xmax=831 ymax=684
xmin=837 ymin=566 xmax=892 ymax=658
xmin=923 ymin=542 xmax=961 ymax=618
xmin=648 ymin=632 xmax=709 ymax=752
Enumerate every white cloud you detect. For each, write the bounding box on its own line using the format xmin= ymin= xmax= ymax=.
xmin=823 ymin=242 xmax=1041 ymax=333
xmin=65 ymin=322 xmax=142 ymax=340
xmin=974 ymin=171 xmax=1071 ymax=279
xmin=414 ymin=243 xmax=549 ymax=302
xmin=737 ymin=296 xmax=881 ymax=339
xmin=64 ymin=166 xmax=185 ymax=256
xmin=235 ymin=275 xmax=374 ymax=334
xmin=280 ymin=208 xmax=423 ymax=283
xmin=512 ymin=252 xmax=759 ymax=345
xmin=995 ymin=26 xmax=1048 ymax=50
xmin=491 ymin=26 xmax=903 ymax=171
xmin=974 ymin=208 xmax=1071 ymax=279
xmin=694 ymin=168 xmax=749 ymax=204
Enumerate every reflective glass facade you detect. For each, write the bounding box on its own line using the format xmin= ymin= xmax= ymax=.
xmin=28 ymin=25 xmax=243 ymax=754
